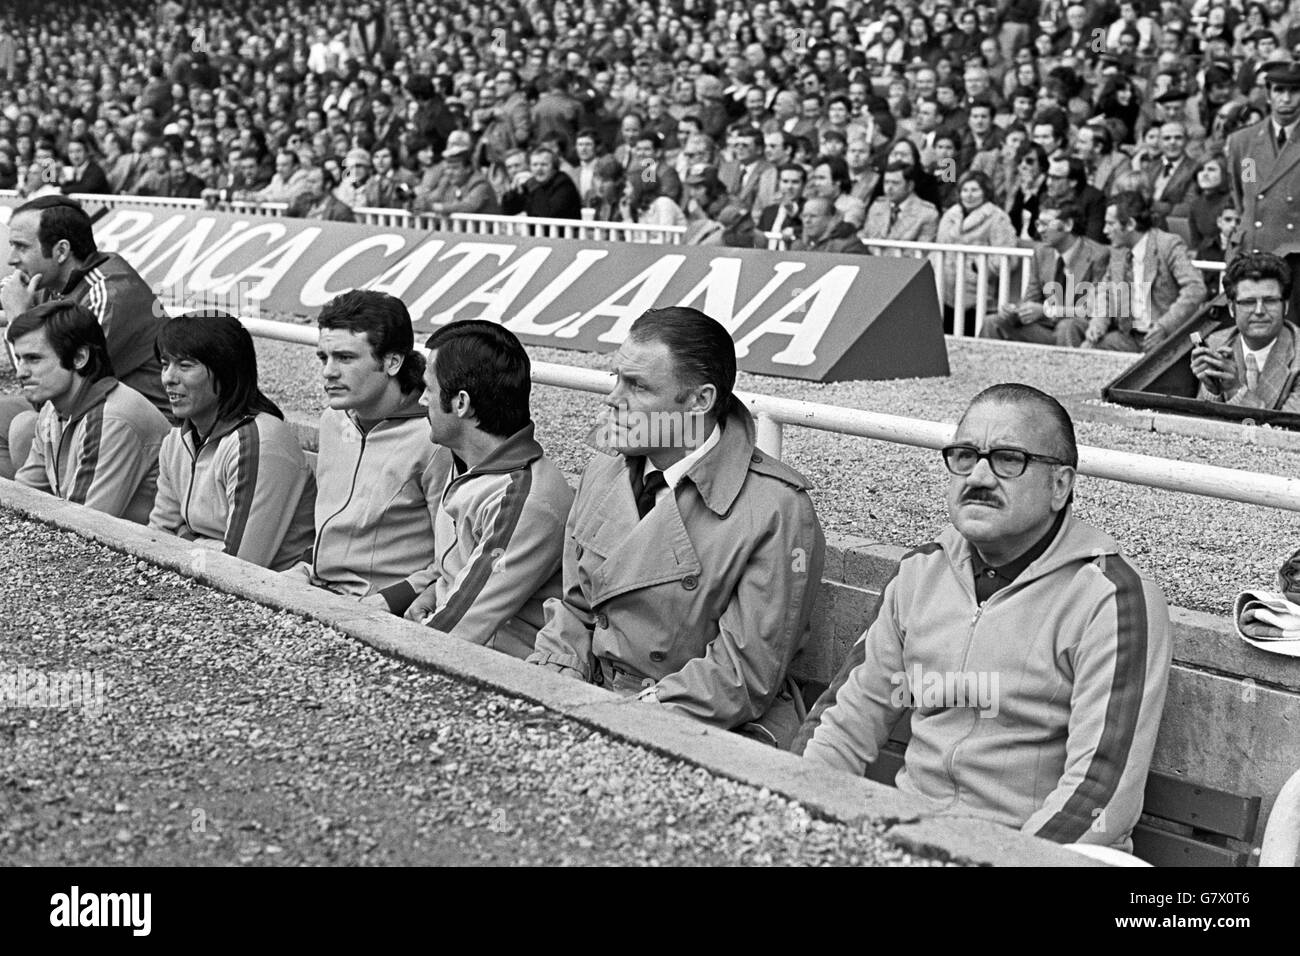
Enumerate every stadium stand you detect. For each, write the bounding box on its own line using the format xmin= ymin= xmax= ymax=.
xmin=0 ymin=0 xmax=1282 ymax=340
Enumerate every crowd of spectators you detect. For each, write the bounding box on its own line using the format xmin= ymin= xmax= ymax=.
xmin=2 ymin=0 xmax=1299 ymax=338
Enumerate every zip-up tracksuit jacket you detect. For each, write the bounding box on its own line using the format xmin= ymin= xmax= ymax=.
xmin=418 ymin=423 xmax=574 ymax=659
xmin=797 ymin=511 xmax=1172 ymax=850
xmin=16 ymin=377 xmax=170 ymax=524
xmin=289 ymin=403 xmax=448 ymax=612
xmin=35 ymin=251 xmax=171 ymax=419
xmin=149 ymin=412 xmax=317 ymax=570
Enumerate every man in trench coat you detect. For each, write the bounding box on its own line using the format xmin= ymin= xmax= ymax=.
xmin=527 ymin=307 xmax=825 ymax=747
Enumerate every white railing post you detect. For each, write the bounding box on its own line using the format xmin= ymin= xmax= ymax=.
xmin=974 ymin=253 xmax=989 ymax=337
xmin=996 ymin=253 xmax=1011 ymax=314
xmin=754 ymin=412 xmax=784 ymax=459
xmin=952 ymin=251 xmax=966 ymax=337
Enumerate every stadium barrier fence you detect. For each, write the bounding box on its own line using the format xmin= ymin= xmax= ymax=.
xmin=38 ymin=192 xmax=686 ymax=243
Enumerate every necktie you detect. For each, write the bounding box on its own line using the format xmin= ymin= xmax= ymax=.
xmin=1118 ymin=250 xmax=1135 ymax=334
xmin=889 ymin=203 xmax=900 ymax=229
xmin=1279 ymin=126 xmax=1288 ymax=149
xmin=1245 ymin=352 xmax=1261 ymax=393
xmin=1053 ymin=251 xmax=1068 ymax=292
xmin=630 ymin=457 xmax=668 ymax=519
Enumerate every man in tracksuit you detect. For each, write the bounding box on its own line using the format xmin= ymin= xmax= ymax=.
xmin=403 ymin=321 xmax=574 ymax=660
xmin=796 ymin=384 xmax=1172 ymax=852
xmin=7 ymin=300 xmax=169 ymax=523
xmin=1 ymin=194 xmax=170 ymax=478
xmin=282 ymin=290 xmax=448 ymax=615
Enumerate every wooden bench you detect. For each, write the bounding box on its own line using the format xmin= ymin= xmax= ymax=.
xmin=860 ymin=713 xmax=1262 ymax=867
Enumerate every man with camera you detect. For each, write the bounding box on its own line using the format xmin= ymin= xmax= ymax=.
xmin=1192 ymin=251 xmax=1300 ymax=411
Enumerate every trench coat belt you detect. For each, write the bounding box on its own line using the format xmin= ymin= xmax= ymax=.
xmin=598 ymin=657 xmax=655 ymax=690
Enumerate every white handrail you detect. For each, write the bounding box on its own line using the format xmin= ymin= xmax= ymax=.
xmin=238 ymin=316 xmax=1300 ymax=513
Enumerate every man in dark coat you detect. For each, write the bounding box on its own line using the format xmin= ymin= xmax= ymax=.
xmin=1227 ymin=61 xmax=1300 ymax=317
xmin=501 ymin=147 xmax=583 ymax=220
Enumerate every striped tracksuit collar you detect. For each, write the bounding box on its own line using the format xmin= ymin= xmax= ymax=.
xmin=183 ymin=413 xmax=257 ymax=454
xmin=60 ymin=376 xmax=118 ymax=425
xmin=344 ymin=394 xmax=427 ymax=432
xmin=60 ymin=251 xmax=112 ymax=297
xmin=448 ymin=422 xmax=542 ymax=482
xmin=938 ymin=507 xmax=1120 ymax=588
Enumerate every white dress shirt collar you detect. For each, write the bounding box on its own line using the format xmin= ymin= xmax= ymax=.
xmin=1243 ymin=337 xmax=1276 ymax=376
xmin=645 ymin=422 xmax=723 ymax=496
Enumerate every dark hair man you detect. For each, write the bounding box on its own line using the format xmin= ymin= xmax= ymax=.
xmin=402 ymin=321 xmax=575 ymax=657
xmin=1044 ymin=155 xmax=1106 ymax=243
xmin=282 ymin=290 xmax=448 ymax=613
xmin=984 ymin=199 xmax=1109 ymax=345
xmin=0 ymin=195 xmax=169 ymax=478
xmin=150 ymin=311 xmax=316 ymax=569
xmin=862 ymin=161 xmax=940 ymax=243
xmin=1193 ymin=252 xmax=1300 ymax=410
xmin=6 ymin=300 xmax=169 ymax=522
xmin=756 ymin=163 xmax=806 ymax=244
xmin=1064 ymin=191 xmax=1206 ymax=351
xmin=528 ymin=307 xmax=825 ymax=748
xmin=797 ymin=384 xmax=1171 ymax=852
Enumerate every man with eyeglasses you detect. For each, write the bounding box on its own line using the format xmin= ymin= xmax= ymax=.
xmin=796 ymin=384 xmax=1171 ymax=852
xmin=1193 ymin=252 xmax=1300 ymax=411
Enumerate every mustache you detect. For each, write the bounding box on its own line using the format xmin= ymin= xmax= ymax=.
xmin=961 ymin=489 xmax=1002 ymax=506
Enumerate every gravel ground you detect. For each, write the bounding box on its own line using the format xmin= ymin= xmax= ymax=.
xmin=4 ymin=333 xmax=1295 ymax=614
xmin=0 ymin=512 xmax=945 ymax=866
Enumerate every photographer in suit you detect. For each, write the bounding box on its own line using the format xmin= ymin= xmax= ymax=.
xmin=1192 ymin=252 xmax=1300 ymax=411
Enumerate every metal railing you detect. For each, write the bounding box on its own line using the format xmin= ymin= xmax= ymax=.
xmin=239 ymin=316 xmax=1300 ymax=514
xmin=7 ymin=191 xmax=686 ymax=244
xmin=763 ymin=231 xmax=1228 ymax=338
xmin=445 ymin=212 xmax=686 ymax=244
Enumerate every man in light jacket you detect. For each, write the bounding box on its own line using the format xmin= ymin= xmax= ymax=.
xmin=403 ymin=322 xmax=574 ymax=658
xmin=796 ymin=385 xmax=1172 ymax=852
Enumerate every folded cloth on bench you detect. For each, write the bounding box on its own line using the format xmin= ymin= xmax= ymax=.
xmin=1234 ymin=590 xmax=1300 ymax=656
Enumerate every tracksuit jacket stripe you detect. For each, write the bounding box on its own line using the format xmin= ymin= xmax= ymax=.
xmin=224 ymin=423 xmax=260 ymax=557
xmin=87 ymin=270 xmax=107 ymax=323
xmin=427 ymin=468 xmax=532 ymax=633
xmin=67 ymin=403 xmax=105 ymax=504
xmin=790 ymin=541 xmax=942 ymax=756
xmin=1034 ymin=555 xmax=1149 ymax=842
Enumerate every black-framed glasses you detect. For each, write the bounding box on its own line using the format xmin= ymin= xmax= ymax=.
xmin=1230 ymin=296 xmax=1286 ymax=312
xmin=942 ymin=444 xmax=1069 ymax=478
